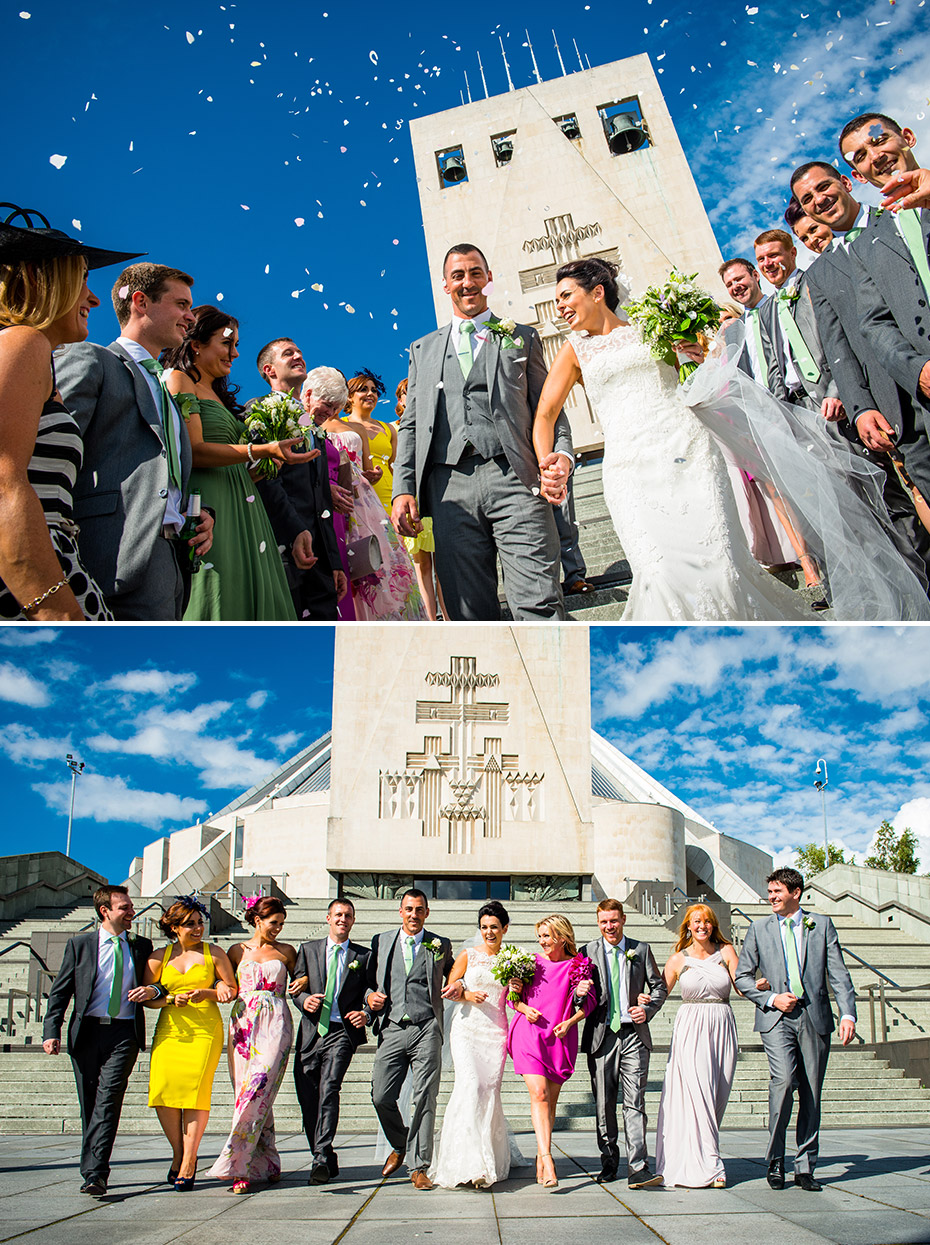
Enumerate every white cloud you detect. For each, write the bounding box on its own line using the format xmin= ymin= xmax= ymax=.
xmin=271 ymin=731 xmax=300 ymax=752
xmin=33 ymin=773 xmax=208 ymax=832
xmin=246 ymin=690 xmax=269 ymax=710
xmin=100 ymin=669 xmax=198 ymax=696
xmin=0 ymin=630 xmax=58 ymax=647
xmin=0 ymin=724 xmax=71 ymax=765
xmin=889 ymin=798 xmax=930 ymax=872
xmin=0 ymin=661 xmax=50 ymax=707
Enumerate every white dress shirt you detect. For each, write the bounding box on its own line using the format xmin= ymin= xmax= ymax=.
xmin=832 ymin=203 xmax=871 ymax=253
xmin=86 ymin=928 xmax=136 ymax=1019
xmin=450 ymin=307 xmax=495 ymax=361
xmin=325 ymin=937 xmax=349 ymax=1025
xmin=604 ymin=936 xmax=632 ymax=1023
xmin=767 ymin=910 xmax=854 ymax=1023
xmin=116 ymin=336 xmax=185 ymax=529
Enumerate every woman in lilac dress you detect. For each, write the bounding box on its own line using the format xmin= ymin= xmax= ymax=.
xmin=507 ymin=914 xmax=596 ymax=1189
xmin=207 ymin=897 xmax=306 ymax=1193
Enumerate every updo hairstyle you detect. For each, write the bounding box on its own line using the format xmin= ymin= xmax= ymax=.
xmin=245 ymin=896 xmax=287 ymax=927
xmin=159 ymin=899 xmax=205 ymax=940
xmin=477 ymin=900 xmax=510 ymax=928
xmin=556 ymin=258 xmax=621 ymax=312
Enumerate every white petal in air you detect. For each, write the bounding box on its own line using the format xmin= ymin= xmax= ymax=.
xmin=49 ymin=154 xmax=67 ymax=169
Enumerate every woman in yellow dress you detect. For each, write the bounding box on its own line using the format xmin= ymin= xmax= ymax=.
xmin=342 ymin=369 xmax=396 ymax=512
xmin=144 ymin=896 xmax=237 ymax=1190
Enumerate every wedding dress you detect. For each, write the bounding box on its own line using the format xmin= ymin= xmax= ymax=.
xmin=428 ymin=947 xmax=524 ymax=1188
xmin=572 ymin=325 xmax=810 ymax=622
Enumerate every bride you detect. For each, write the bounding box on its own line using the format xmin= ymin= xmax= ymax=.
xmin=429 ymin=901 xmax=524 ymax=1189
xmin=532 ymin=257 xmax=810 ymax=622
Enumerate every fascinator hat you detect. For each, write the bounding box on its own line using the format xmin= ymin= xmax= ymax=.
xmin=0 ymin=203 xmax=144 ymax=269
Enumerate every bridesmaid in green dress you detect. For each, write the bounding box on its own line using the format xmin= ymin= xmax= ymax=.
xmin=163 ymin=306 xmax=314 ymax=620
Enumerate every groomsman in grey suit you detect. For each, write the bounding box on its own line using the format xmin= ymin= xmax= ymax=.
xmin=291 ymin=899 xmax=370 ymax=1184
xmin=719 ymin=258 xmax=769 ymax=381
xmin=735 ymin=867 xmax=856 ymax=1191
xmin=56 ymin=263 xmax=213 ymax=619
xmin=365 ymin=889 xmax=455 ymax=1189
xmin=42 ymin=886 xmax=160 ymax=1195
xmin=581 ymin=899 xmax=667 ymax=1188
xmin=391 ymin=243 xmax=574 ymax=621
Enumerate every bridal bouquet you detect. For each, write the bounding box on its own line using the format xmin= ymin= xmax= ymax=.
xmin=491 ymin=944 xmax=537 ymax=1002
xmin=241 ymin=389 xmax=315 ymax=478
xmin=625 ymin=270 xmax=720 ymax=382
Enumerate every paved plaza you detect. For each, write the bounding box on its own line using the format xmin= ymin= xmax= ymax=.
xmin=0 ymin=1128 xmax=928 ymax=1245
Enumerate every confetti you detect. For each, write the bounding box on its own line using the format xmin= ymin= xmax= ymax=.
xmin=216 ymin=293 xmax=224 ymax=301
xmin=346 ymin=305 xmax=356 ymax=313
xmin=185 ymin=31 xmax=194 ymax=42
xmin=321 ymin=509 xmax=331 ymax=518
xmin=311 ymin=283 xmax=323 ymax=291
xmin=118 ymin=285 xmax=129 ymax=299
xmin=19 ymin=11 xmax=30 ymax=16
xmin=223 ymin=327 xmax=233 ymax=338
xmin=369 ymin=50 xmax=378 ymax=65
xmin=241 ymin=204 xmax=250 ymax=210
xmin=245 ymin=494 xmax=255 ymax=503
xmin=294 ymin=217 xmax=305 ymax=226
xmin=259 ymin=541 xmax=266 ymax=553
xmin=49 ymin=154 xmax=67 ymax=169
xmin=71 ymin=220 xmax=81 ymax=231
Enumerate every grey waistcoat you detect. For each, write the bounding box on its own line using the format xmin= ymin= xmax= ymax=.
xmin=430 ymin=337 xmax=503 ymax=466
xmin=388 ymin=935 xmax=433 ymax=1025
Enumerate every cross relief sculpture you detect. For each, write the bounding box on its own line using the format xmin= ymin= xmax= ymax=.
xmin=379 ymin=656 xmax=545 ymax=854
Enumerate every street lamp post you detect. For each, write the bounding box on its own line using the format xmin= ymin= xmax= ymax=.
xmin=65 ymin=753 xmax=84 ymax=858
xmin=814 ymin=758 xmax=829 ymax=865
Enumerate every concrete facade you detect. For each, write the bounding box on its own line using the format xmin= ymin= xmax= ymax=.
xmin=409 ymin=54 xmax=722 ymax=451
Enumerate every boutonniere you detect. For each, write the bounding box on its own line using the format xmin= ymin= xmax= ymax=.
xmin=486 ymin=318 xmax=524 ymax=350
xmin=778 ymin=286 xmax=801 ymax=304
xmin=803 ymin=917 xmax=816 ymax=931
xmin=347 ymin=959 xmax=360 ymax=972
xmin=425 ymin=938 xmax=444 ymax=959
xmin=625 ymin=948 xmax=637 ymax=962
xmin=127 ymin=931 xmax=137 ymax=944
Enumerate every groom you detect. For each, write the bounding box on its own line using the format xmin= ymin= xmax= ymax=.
xmin=581 ymin=899 xmax=667 ymax=1188
xmin=391 ymin=243 xmax=574 ymax=621
xmin=735 ymin=867 xmax=856 ymax=1191
xmin=365 ymin=889 xmax=455 ymax=1189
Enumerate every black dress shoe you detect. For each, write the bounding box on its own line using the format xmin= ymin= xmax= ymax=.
xmin=80 ymin=1177 xmax=107 ymax=1196
xmin=326 ymin=1152 xmax=339 ymax=1178
xmin=595 ymin=1166 xmax=618 ymax=1184
xmin=628 ymin=1168 xmax=662 ymax=1188
xmin=794 ymin=1172 xmax=822 ymax=1191
xmin=767 ymin=1159 xmax=785 ymax=1189
xmin=309 ymin=1160 xmax=330 ymax=1185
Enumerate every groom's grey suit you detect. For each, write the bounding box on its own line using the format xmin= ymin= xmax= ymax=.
xmin=365 ymin=927 xmax=454 ymax=1174
xmin=394 ymin=316 xmax=573 ymax=620
xmin=735 ymin=911 xmax=855 ymax=1174
xmin=581 ymin=936 xmax=666 ymax=1175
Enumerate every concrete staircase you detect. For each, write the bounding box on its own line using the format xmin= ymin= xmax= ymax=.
xmin=1 ymin=896 xmax=929 ymax=1134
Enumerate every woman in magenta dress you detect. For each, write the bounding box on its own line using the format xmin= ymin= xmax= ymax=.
xmin=507 ymin=914 xmax=596 ymax=1189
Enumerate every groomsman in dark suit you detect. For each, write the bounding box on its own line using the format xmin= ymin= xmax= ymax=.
xmin=735 ymin=868 xmax=856 ymax=1190
xmin=42 ymin=885 xmax=161 ymax=1195
xmin=581 ymin=899 xmax=667 ymax=1188
xmin=291 ymin=899 xmax=370 ymax=1184
xmin=365 ymin=889 xmax=455 ymax=1189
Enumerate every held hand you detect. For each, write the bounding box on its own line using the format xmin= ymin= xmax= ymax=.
xmin=755 ymin=977 xmax=771 ymax=991
xmin=440 ymin=981 xmax=464 ymax=1001
xmin=538 ymin=452 xmax=569 ymax=505
xmin=522 ymin=1006 xmax=542 ymax=1024
xmin=215 ymin=982 xmax=237 ymax=1004
xmin=772 ymin=992 xmax=799 ymax=1014
xmin=186 ymin=988 xmax=210 ymax=1004
xmin=192 ymin=509 xmax=214 ymax=557
xmin=333 ymin=570 xmax=349 ymax=602
xmin=629 ymin=1005 xmax=647 ymax=1025
xmin=508 ymin=978 xmax=524 ymax=995
xmin=574 ymin=979 xmax=592 ymax=998
xmin=173 ymin=992 xmax=190 ymax=1008
xmin=362 ymin=465 xmax=383 ymax=484
xmin=820 ymin=397 xmax=846 ymax=423
xmin=470 ymin=990 xmax=489 ymax=1005
xmin=920 ymin=361 xmax=930 ymax=401
xmin=637 ymin=993 xmax=652 ymax=1007
xmin=288 ymin=975 xmax=309 ymax=996
xmin=391 ymin=495 xmax=423 ymax=539
xmin=674 ymin=340 xmax=706 ymax=364
xmin=268 ymin=437 xmax=321 ymax=465
xmin=345 ymin=1009 xmax=367 ymax=1029
xmin=856 ymin=409 xmax=896 ymax=452
xmin=43 ymin=1038 xmax=60 ymax=1055
xmin=291 ymin=530 xmax=317 ymax=570
xmin=880 ymin=167 xmax=930 ymax=212
xmin=305 ymin=992 xmax=325 ymax=1014
xmin=553 ymin=1020 xmax=572 ymax=1040
xmin=838 ymin=1017 xmax=856 ymax=1046
xmin=330 ymin=483 xmax=354 ymax=515
xmin=367 ymin=990 xmax=387 ymax=1013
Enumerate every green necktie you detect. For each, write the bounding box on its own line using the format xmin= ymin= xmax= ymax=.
xmin=609 ymin=946 xmax=622 ymax=1033
xmin=897 ymin=208 xmax=930 ymax=304
xmin=457 ymin=320 xmax=476 ymax=378
xmin=785 ymin=918 xmax=804 ymax=998
xmin=746 ymin=306 xmax=766 ymax=381
xmin=776 ymin=292 xmax=821 ymax=384
xmin=108 ymin=935 xmax=124 ymax=1018
xmin=404 ymin=934 xmax=416 ymax=974
xmin=844 ymin=225 xmax=864 ymax=244
xmin=317 ymin=945 xmax=340 ymax=1038
xmin=138 ymin=357 xmax=183 ymax=492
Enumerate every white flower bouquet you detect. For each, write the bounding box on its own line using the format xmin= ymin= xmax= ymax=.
xmin=625 ymin=269 xmax=721 ymax=382
xmin=490 ymin=943 xmax=538 ymax=1001
xmin=241 ymin=389 xmax=315 ymax=478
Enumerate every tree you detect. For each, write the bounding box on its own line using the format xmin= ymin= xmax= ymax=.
xmin=864 ymin=820 xmax=919 ymax=874
xmin=794 ymin=842 xmax=851 ymax=878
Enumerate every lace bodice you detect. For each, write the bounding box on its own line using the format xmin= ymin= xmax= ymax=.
xmin=462 ymin=947 xmax=508 ymax=1020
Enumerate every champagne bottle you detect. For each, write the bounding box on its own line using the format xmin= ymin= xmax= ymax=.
xmin=179 ymin=492 xmax=203 ymax=573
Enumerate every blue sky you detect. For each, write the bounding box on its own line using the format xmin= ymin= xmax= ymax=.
xmin=1 ymin=625 xmax=928 ymax=884
xmin=5 ymin=0 xmax=927 ymax=400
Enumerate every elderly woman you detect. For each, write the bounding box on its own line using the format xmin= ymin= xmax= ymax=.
xmin=302 ymin=366 xmax=425 ymax=620
xmin=0 ymin=206 xmax=141 ymax=619
xmin=507 ymin=914 xmax=595 ymax=1189
xmin=143 ymin=897 xmax=237 ymax=1190
xmin=301 ymin=365 xmax=356 ymax=620
xmin=343 ymin=368 xmax=396 ymax=513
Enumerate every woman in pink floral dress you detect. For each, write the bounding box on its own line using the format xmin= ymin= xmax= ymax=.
xmin=207 ymin=897 xmax=306 ymax=1193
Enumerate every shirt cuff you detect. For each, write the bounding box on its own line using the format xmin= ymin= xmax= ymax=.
xmin=840 ymin=1014 xmax=856 ymax=1024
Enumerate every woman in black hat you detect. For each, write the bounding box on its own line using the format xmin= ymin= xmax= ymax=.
xmin=0 ymin=205 xmax=141 ymax=619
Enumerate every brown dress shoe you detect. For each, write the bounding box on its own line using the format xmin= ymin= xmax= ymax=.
xmin=381 ymin=1151 xmax=404 ymax=1178
xmin=411 ymin=1171 xmax=434 ymax=1190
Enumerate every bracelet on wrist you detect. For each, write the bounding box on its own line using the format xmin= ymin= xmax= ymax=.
xmin=22 ymin=575 xmax=70 ymax=614
xmin=246 ymin=442 xmax=257 ymax=464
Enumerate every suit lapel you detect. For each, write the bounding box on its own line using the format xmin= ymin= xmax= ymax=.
xmin=423 ymin=327 xmax=453 ymax=423
xmin=799 ymin=915 xmax=810 ymax=974
xmin=314 ymin=939 xmax=328 ymax=993
xmin=380 ymin=930 xmax=401 ymax=996
xmin=484 ymin=316 xmax=503 ymax=408
xmin=107 ymin=342 xmax=165 ymax=447
xmin=871 ymin=212 xmax=912 ymax=263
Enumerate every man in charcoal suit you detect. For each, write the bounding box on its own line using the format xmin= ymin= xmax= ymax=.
xmin=391 ymin=243 xmax=574 ymax=620
xmin=735 ymin=867 xmax=856 ymax=1191
xmin=42 ymin=885 xmax=162 ymax=1195
xmin=364 ymin=889 xmax=455 ymax=1189
xmin=291 ymin=899 xmax=370 ymax=1183
xmin=581 ymin=899 xmax=667 ymax=1188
